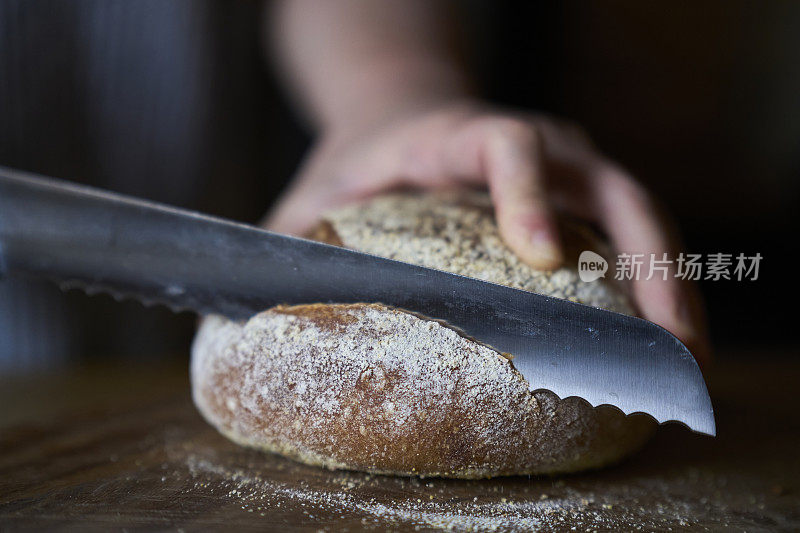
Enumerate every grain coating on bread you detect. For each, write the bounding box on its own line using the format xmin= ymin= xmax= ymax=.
xmin=322 ymin=193 xmax=632 ymax=313
xmin=192 ymin=193 xmax=654 ymax=477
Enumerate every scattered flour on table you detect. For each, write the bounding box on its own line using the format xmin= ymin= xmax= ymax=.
xmin=187 ymin=454 xmax=575 ymax=531
xmin=184 ymin=453 xmax=704 ymax=532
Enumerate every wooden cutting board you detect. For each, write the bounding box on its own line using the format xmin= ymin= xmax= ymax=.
xmin=0 ymin=353 xmax=798 ymax=531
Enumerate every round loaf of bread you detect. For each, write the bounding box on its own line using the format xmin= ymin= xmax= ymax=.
xmin=191 ymin=193 xmax=655 ymax=478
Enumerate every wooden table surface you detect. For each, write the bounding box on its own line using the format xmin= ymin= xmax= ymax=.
xmin=0 ymin=352 xmax=798 ymax=532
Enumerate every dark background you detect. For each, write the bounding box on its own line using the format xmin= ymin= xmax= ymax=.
xmin=0 ymin=0 xmax=796 ymax=373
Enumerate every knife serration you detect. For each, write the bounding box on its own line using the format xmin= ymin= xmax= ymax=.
xmin=0 ymin=167 xmax=715 ymax=435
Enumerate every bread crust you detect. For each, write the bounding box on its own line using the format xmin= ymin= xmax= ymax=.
xmin=191 ymin=193 xmax=655 ymax=477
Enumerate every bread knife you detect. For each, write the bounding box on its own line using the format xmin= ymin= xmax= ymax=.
xmin=0 ymin=166 xmax=715 ymax=435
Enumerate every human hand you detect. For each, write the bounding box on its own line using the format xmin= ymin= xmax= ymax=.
xmin=265 ymin=100 xmax=711 ymax=365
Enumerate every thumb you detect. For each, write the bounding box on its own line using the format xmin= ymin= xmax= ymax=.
xmin=262 ymin=177 xmax=331 ymax=236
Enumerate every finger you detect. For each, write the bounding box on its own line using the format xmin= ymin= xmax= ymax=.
xmin=533 ymin=118 xmax=712 ymax=364
xmin=480 ymin=120 xmax=563 ymax=270
xmin=589 ymin=166 xmax=712 ymax=366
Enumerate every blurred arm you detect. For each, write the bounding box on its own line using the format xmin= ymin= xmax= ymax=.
xmin=269 ymin=0 xmax=471 ymax=135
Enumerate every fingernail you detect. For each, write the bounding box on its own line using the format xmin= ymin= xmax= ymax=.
xmin=530 ymin=229 xmax=563 ymax=268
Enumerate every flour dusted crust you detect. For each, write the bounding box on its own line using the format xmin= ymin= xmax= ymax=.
xmin=311 ymin=193 xmax=632 ymax=313
xmin=192 ymin=193 xmax=655 ymax=477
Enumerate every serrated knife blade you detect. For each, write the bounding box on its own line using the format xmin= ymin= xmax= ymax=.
xmin=0 ymin=166 xmax=714 ymax=435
